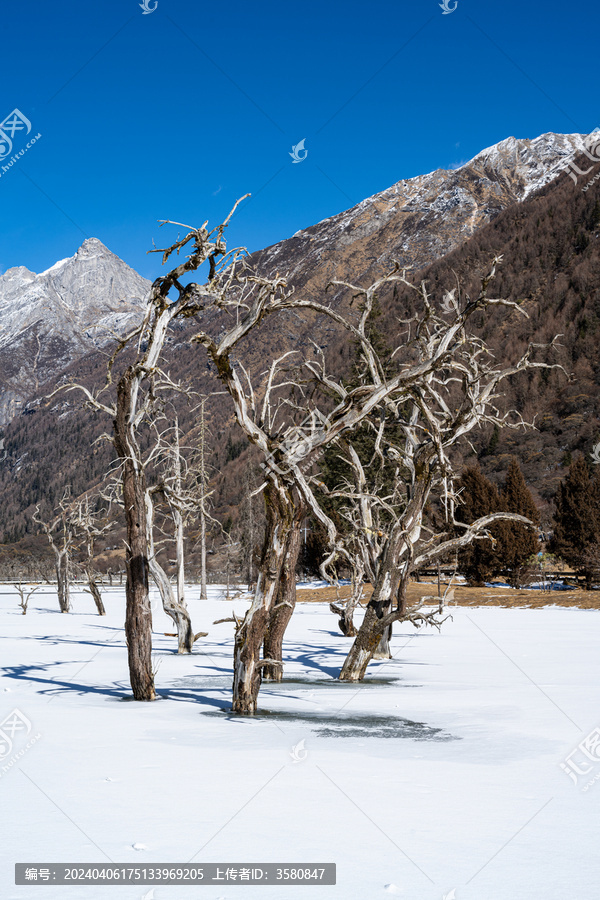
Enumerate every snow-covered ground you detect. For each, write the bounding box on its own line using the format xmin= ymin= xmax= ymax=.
xmin=1 ymin=584 xmax=599 ymax=900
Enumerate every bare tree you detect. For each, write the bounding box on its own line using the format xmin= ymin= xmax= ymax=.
xmin=58 ymin=198 xmax=248 ymax=698
xmin=322 ymin=259 xmax=559 ymax=681
xmin=33 ymin=492 xmax=75 ymax=613
xmin=15 ymin=581 xmax=42 ymax=615
xmin=189 ymin=258 xmax=494 ymax=712
xmin=70 ymin=495 xmax=112 ymax=616
xmin=196 ymin=398 xmax=212 ymax=601
xmin=239 ymin=465 xmax=260 ymax=591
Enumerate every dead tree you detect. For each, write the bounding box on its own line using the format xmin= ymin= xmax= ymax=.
xmin=146 ymin=486 xmax=196 ymax=653
xmin=150 ymin=408 xmax=220 ymax=648
xmin=239 ymin=466 xmax=260 ymax=591
xmin=325 ymin=259 xmax=560 ymax=681
xmin=33 ymin=494 xmax=75 ymax=613
xmin=70 ymin=495 xmax=113 ymax=616
xmin=58 ymin=197 xmax=249 ymax=698
xmin=189 ymin=257 xmax=489 ymax=712
xmin=196 ymin=398 xmax=212 ymax=601
xmin=15 ymin=582 xmax=42 ymax=615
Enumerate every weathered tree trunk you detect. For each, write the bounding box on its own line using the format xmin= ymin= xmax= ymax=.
xmin=262 ymin=512 xmax=303 ymax=682
xmin=199 ymin=502 xmax=207 ymax=600
xmin=87 ymin=572 xmax=106 ymax=615
xmin=372 ymin=623 xmax=392 ymax=659
xmin=339 ymin=564 xmax=401 ymax=682
xmin=339 ymin=604 xmax=387 ymax=681
xmin=114 ymin=373 xmax=156 ymax=701
xmin=173 ymin=506 xmax=186 ymax=609
xmin=150 ymin=560 xmax=194 ymax=653
xmin=232 ymin=483 xmax=293 ymax=713
xmin=330 ymin=566 xmax=364 ymax=636
xmin=146 ymin=492 xmax=194 ymax=654
xmin=55 ymin=549 xmax=71 ymax=613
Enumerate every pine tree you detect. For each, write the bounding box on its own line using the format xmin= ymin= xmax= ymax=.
xmin=496 ymin=459 xmax=540 ymax=587
xmin=455 ymin=465 xmax=502 ymax=585
xmin=550 ymin=455 xmax=600 ymax=587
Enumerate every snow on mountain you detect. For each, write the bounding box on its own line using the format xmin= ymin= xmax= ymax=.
xmin=0 ymin=238 xmax=150 ymax=424
xmin=251 ymin=131 xmax=588 ymax=300
xmin=0 ymin=131 xmax=588 ymax=427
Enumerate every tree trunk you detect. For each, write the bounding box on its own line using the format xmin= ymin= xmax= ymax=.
xmin=339 ymin=604 xmax=387 ymax=681
xmin=372 ymin=623 xmax=392 ymax=659
xmin=339 ymin=563 xmax=401 ymax=682
xmin=232 ymin=482 xmax=292 ymax=713
xmin=87 ymin=572 xmax=106 ymax=615
xmin=262 ymin=513 xmax=303 ymax=682
xmin=331 ymin=567 xmax=363 ymax=636
xmin=146 ymin=492 xmax=194 ymax=654
xmin=173 ymin=506 xmax=186 ymax=609
xmin=55 ymin=549 xmax=71 ymax=613
xmin=149 ymin=557 xmax=194 ymax=653
xmin=200 ymin=502 xmax=207 ymax=600
xmin=113 ymin=373 xmax=156 ymax=701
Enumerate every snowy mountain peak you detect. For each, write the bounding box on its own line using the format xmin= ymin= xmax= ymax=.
xmin=75 ymin=237 xmax=112 ymax=259
xmin=0 ymin=239 xmax=150 ymax=424
xmin=252 ymin=129 xmax=591 ymax=316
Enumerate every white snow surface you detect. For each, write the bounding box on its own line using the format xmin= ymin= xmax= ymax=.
xmin=0 ymin=584 xmax=598 ymax=899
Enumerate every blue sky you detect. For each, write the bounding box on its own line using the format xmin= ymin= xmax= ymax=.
xmin=0 ymin=0 xmax=597 ymax=279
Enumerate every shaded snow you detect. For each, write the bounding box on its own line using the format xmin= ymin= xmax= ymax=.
xmin=0 ymin=585 xmax=598 ymax=899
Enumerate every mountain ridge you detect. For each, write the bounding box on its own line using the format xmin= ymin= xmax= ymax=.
xmin=0 ymin=237 xmax=150 ymax=424
xmin=0 ymin=129 xmax=598 ymax=548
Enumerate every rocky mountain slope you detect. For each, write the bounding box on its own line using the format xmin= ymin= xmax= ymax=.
xmin=249 ymin=132 xmax=588 ymax=298
xmin=0 ymin=238 xmax=149 ymax=424
xmin=0 ymin=130 xmax=597 ymax=548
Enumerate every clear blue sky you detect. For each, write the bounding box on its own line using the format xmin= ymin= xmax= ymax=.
xmin=0 ymin=0 xmax=597 ymax=280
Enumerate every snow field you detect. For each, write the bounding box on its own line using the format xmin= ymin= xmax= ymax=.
xmin=0 ymin=585 xmax=598 ymax=899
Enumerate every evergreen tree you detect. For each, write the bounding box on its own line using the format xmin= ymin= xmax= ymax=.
xmin=496 ymin=459 xmax=540 ymax=587
xmin=455 ymin=465 xmax=502 ymax=585
xmin=550 ymin=455 xmax=600 ymax=587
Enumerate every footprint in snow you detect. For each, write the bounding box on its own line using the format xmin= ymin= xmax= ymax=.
xmin=384 ymin=885 xmax=401 ymax=894
xmin=132 ymin=843 xmax=147 ymax=851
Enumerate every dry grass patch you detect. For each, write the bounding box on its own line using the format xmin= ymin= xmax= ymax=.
xmin=296 ymin=582 xmax=600 ymax=609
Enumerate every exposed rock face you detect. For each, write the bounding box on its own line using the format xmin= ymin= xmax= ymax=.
xmin=0 ymin=238 xmax=149 ymax=424
xmin=250 ymin=132 xmax=588 ymax=297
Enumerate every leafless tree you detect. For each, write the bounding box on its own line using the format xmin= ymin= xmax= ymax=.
xmin=189 ymin=255 xmax=503 ymax=712
xmin=318 ymin=259 xmax=560 ymax=681
xmin=70 ymin=495 xmax=112 ymax=616
xmin=195 ymin=398 xmax=212 ymax=601
xmin=15 ymin=581 xmax=42 ymax=615
xmin=33 ymin=492 xmax=75 ymax=613
xmin=57 ymin=197 xmax=248 ymax=698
